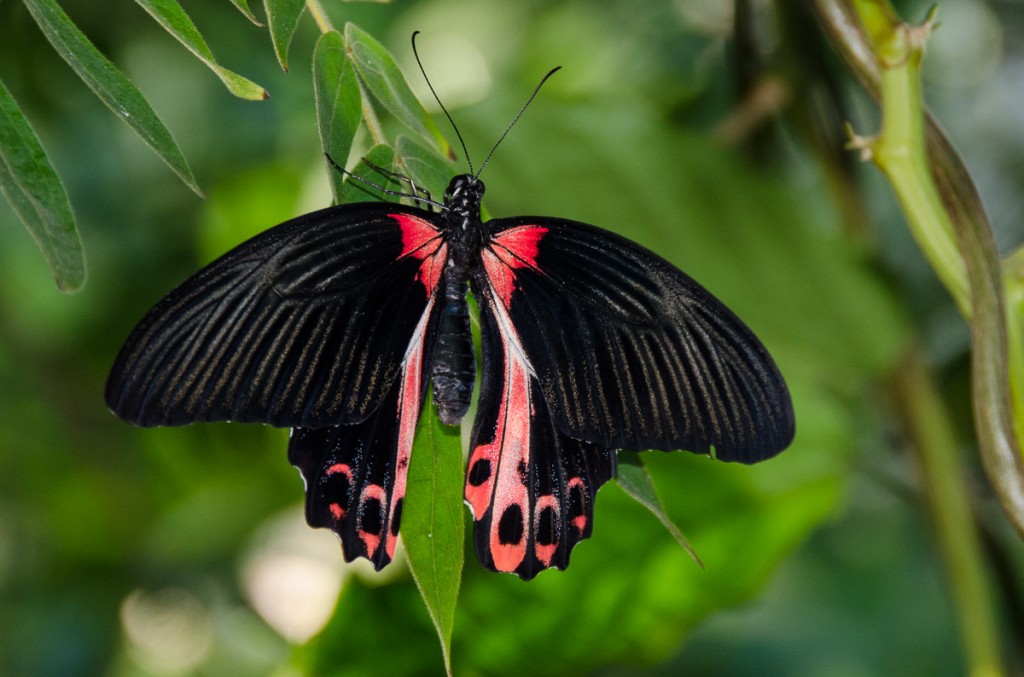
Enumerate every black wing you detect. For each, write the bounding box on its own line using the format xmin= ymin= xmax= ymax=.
xmin=483 ymin=217 xmax=794 ymax=464
xmin=466 ymin=245 xmax=616 ymax=579
xmin=287 ymin=274 xmax=439 ymax=570
xmin=106 ymin=203 xmax=448 ymax=428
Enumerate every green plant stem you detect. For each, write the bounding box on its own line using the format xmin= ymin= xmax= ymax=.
xmin=892 ymin=351 xmax=1003 ymax=677
xmin=813 ymin=0 xmax=1019 ymax=673
xmin=817 ymin=0 xmax=1024 ymax=540
xmin=1004 ymin=249 xmax=1024 ymax=438
xmin=822 ymin=0 xmax=1024 ymax=520
xmin=842 ymin=0 xmax=1024 ymax=534
xmin=355 ymin=77 xmax=386 ymax=145
xmin=306 ymin=0 xmax=333 ymax=33
xmin=848 ymin=6 xmax=969 ymax=315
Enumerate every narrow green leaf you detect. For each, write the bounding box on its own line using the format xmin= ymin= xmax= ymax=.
xmin=344 ymin=23 xmax=451 ymax=157
xmin=336 ymin=144 xmax=397 ymax=205
xmin=395 ymin=135 xmax=453 ymax=204
xmin=0 ymin=78 xmax=84 ymax=292
xmin=135 ymin=0 xmax=269 ymax=100
xmin=23 ymin=0 xmax=201 ymax=196
xmin=403 ymin=397 xmax=464 ymax=677
xmin=616 ymin=450 xmax=703 ymax=568
xmin=227 ymin=0 xmax=262 ymax=24
xmin=264 ymin=0 xmax=305 ymax=71
xmin=314 ymin=31 xmax=362 ymax=203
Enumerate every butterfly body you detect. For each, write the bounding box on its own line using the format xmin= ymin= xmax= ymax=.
xmin=428 ymin=175 xmax=485 ymax=425
xmin=107 ymin=167 xmax=794 ymax=579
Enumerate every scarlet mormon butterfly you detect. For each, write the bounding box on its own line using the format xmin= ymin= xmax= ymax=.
xmin=106 ymin=40 xmax=795 ymax=580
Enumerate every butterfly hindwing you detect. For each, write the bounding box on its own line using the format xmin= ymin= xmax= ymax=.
xmin=288 ymin=281 xmax=440 ymax=569
xmin=483 ymin=216 xmax=794 ymax=464
xmin=466 ymin=225 xmax=617 ymax=579
xmin=106 ymin=204 xmax=446 ymax=429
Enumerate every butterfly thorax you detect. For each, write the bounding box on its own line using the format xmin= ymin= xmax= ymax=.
xmin=442 ymin=174 xmax=485 ymax=273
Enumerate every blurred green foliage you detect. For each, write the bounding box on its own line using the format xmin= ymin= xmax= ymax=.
xmin=0 ymin=0 xmax=1022 ymax=675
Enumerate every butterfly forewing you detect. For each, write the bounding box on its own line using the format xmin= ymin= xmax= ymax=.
xmin=483 ymin=216 xmax=795 ymax=463
xmin=106 ymin=204 xmax=446 ymax=429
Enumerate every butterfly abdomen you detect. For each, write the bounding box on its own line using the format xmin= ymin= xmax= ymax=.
xmin=431 ymin=264 xmax=476 ymax=425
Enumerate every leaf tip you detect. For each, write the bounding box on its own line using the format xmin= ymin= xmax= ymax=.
xmin=54 ymin=271 xmax=86 ymax=294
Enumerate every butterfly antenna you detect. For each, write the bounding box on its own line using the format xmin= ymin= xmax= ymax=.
xmin=324 ymin=153 xmax=444 ymax=209
xmin=412 ymin=31 xmax=474 ymax=175
xmin=475 ymin=66 xmax=561 ymax=179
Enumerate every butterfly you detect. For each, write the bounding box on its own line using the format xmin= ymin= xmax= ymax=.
xmin=106 ymin=65 xmax=795 ymax=581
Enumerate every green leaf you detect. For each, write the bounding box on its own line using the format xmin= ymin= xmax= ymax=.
xmin=314 ymin=31 xmax=362 ymax=203
xmin=344 ymin=23 xmax=451 ymax=157
xmin=134 ymin=0 xmax=269 ymax=100
xmin=402 ymin=397 xmax=464 ymax=677
xmin=22 ymin=0 xmax=201 ymax=196
xmin=395 ymin=135 xmax=453 ymax=204
xmin=264 ymin=0 xmax=305 ymax=71
xmin=616 ymin=450 xmax=703 ymax=567
xmin=227 ymin=0 xmax=261 ymax=24
xmin=336 ymin=143 xmax=397 ymax=205
xmin=0 ymin=77 xmax=85 ymax=292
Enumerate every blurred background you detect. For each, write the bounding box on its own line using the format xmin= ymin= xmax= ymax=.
xmin=1 ymin=0 xmax=1023 ymax=674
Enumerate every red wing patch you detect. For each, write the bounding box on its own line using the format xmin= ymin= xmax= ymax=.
xmin=469 ymin=231 xmax=615 ymax=579
xmin=391 ymin=213 xmax=447 ymax=296
xmin=481 ymin=225 xmax=547 ymax=306
xmin=288 ymin=293 xmax=437 ymax=570
xmin=464 ymin=305 xmax=534 ymax=572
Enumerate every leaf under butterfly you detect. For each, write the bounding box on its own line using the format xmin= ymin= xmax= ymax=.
xmin=403 ymin=397 xmax=463 ymax=677
xmin=616 ymin=450 xmax=703 ymax=567
xmin=0 ymin=77 xmax=85 ymax=292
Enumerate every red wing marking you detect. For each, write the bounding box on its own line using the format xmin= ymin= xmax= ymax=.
xmin=482 ymin=225 xmax=547 ymax=307
xmin=326 ymin=463 xmax=354 ymax=521
xmin=467 ymin=225 xmax=553 ymax=574
xmin=566 ymin=477 xmax=588 ymax=535
xmin=465 ymin=332 xmax=533 ymax=573
xmin=326 ymin=463 xmax=353 ymax=479
xmin=352 ymin=293 xmax=435 ymax=562
xmin=391 ymin=213 xmax=447 ymax=295
xmin=533 ymin=495 xmax=560 ymax=567
xmin=465 ymin=258 xmax=547 ymax=573
xmin=356 ymin=483 xmax=386 ymax=558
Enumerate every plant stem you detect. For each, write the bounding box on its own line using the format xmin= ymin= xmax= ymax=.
xmin=818 ymin=0 xmax=1024 ymax=536
xmin=813 ymin=0 xmax=1021 ymax=673
xmin=306 ymin=0 xmax=334 ymax=34
xmin=892 ymin=352 xmax=1003 ymax=677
